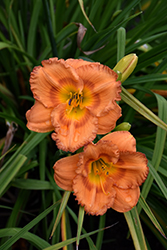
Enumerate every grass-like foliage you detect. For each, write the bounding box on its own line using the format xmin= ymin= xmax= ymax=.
xmin=0 ymin=0 xmax=167 ymax=249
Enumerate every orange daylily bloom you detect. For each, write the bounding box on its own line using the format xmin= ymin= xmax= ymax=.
xmin=54 ymin=131 xmax=148 ymax=215
xmin=26 ymin=58 xmax=122 ymax=152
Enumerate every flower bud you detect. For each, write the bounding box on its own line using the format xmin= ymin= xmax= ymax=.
xmin=114 ymin=122 xmax=131 ymax=131
xmin=113 ymin=54 xmax=138 ymax=83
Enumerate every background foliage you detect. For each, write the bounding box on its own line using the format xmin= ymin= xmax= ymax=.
xmin=0 ymin=0 xmax=167 ymax=249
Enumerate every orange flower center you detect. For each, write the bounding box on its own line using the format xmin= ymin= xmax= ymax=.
xmin=89 ymin=158 xmax=114 ymax=195
xmin=66 ymin=91 xmax=84 ymax=114
xmin=92 ymin=158 xmax=113 ymax=176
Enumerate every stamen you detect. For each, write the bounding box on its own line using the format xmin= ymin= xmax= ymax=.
xmin=68 ymin=99 xmax=72 ymax=105
xmin=99 ymin=158 xmax=113 ymax=176
xmin=90 ymin=159 xmax=112 ymax=195
xmin=66 ymin=91 xmax=84 ymax=113
xmin=93 ymin=162 xmax=99 ymax=176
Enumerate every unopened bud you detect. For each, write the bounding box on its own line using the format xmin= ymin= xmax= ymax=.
xmin=113 ymin=54 xmax=138 ymax=83
xmin=114 ymin=122 xmax=131 ymax=131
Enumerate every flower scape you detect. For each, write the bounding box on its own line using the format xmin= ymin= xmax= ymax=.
xmin=26 ymin=57 xmax=148 ymax=215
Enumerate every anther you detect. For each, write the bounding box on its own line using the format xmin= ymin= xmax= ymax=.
xmin=68 ymin=99 xmax=72 ymax=105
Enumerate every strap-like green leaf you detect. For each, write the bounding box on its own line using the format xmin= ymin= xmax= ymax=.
xmin=0 ymin=201 xmax=61 ymax=250
xmin=50 ymin=191 xmax=71 ymax=238
xmin=139 ymin=195 xmax=166 ymax=238
xmin=76 ymin=205 xmax=85 ymax=248
xmin=148 ymin=161 xmax=167 ymax=200
xmin=44 ymin=225 xmax=113 ymax=250
xmin=124 ymin=207 xmax=148 ymax=250
xmin=121 ymin=87 xmax=167 ymax=131
xmin=139 ymin=93 xmax=167 ymax=213
xmin=0 ymin=228 xmax=51 ymax=249
xmin=0 ymin=154 xmax=27 ymax=197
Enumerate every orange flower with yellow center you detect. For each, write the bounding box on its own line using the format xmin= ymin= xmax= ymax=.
xmin=26 ymin=58 xmax=122 ymax=152
xmin=54 ymin=131 xmax=148 ymax=215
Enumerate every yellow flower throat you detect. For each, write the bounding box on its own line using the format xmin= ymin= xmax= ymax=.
xmin=90 ymin=158 xmax=113 ymax=195
xmin=67 ymin=91 xmax=84 ymax=112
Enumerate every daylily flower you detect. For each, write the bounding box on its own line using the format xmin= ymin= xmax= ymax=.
xmin=54 ymin=131 xmax=148 ymax=215
xmin=26 ymin=58 xmax=122 ymax=152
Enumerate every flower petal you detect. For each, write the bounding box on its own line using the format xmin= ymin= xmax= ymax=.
xmin=101 ymin=131 xmax=136 ymax=152
xmin=75 ymin=64 xmax=122 ymax=116
xmin=53 ymin=154 xmax=80 ymax=191
xmin=111 ymin=152 xmax=148 ymax=189
xmin=66 ymin=58 xmax=98 ymax=69
xmin=26 ymin=101 xmax=54 ymax=132
xmin=97 ymin=104 xmax=122 ymax=134
xmin=30 ymin=58 xmax=83 ymax=108
xmin=73 ymin=173 xmax=116 ymax=215
xmin=112 ymin=186 xmax=140 ymax=212
xmin=51 ymin=103 xmax=98 ymax=152
xmin=81 ymin=140 xmax=120 ymax=173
